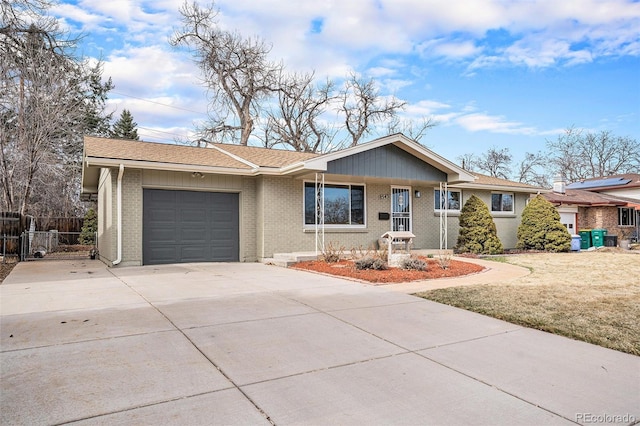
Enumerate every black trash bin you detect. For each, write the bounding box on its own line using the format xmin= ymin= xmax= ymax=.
xmin=604 ymin=235 xmax=618 ymax=247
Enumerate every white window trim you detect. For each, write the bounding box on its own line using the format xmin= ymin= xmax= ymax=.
xmin=303 ymin=180 xmax=367 ymax=228
xmin=434 ymin=188 xmax=462 ymax=212
xmin=491 ymin=192 xmax=515 ymax=214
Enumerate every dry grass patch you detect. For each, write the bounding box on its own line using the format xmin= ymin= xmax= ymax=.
xmin=417 ymin=251 xmax=640 ymax=355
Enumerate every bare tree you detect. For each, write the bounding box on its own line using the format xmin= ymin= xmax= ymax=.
xmin=546 ymin=127 xmax=640 ymax=182
xmin=516 ymin=152 xmax=550 ymax=187
xmin=339 ymin=73 xmax=406 ymax=147
xmin=386 ymin=116 xmax=437 ymax=144
xmin=474 ymin=147 xmax=512 ymax=179
xmin=457 ymin=153 xmax=479 ymax=171
xmin=263 ymin=71 xmax=336 ymax=152
xmin=0 ymin=0 xmax=112 ymax=216
xmin=171 ymin=1 xmax=281 ymax=146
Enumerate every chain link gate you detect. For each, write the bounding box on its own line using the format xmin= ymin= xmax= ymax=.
xmin=20 ymin=230 xmax=96 ymax=261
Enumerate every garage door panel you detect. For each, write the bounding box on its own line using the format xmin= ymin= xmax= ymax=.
xmin=179 ymin=228 xmax=208 ymax=243
xmin=147 ymin=228 xmax=178 ymax=243
xmin=147 ymin=189 xmax=177 ymax=204
xmin=211 ymin=249 xmax=237 ymax=261
xmin=146 ymin=247 xmax=179 ymax=264
xmin=143 ymin=189 xmax=239 ymax=265
xmin=181 ymin=208 xmax=208 ymax=223
xmin=180 ymin=245 xmax=212 ymax=262
xmin=180 ymin=191 xmax=208 ymax=204
xmin=147 ymin=208 xmax=176 ymax=222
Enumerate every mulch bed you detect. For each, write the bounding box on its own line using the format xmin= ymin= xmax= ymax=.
xmin=292 ymin=257 xmax=485 ymax=284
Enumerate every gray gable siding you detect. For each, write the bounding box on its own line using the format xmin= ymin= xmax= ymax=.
xmin=326 ymin=144 xmax=447 ymax=182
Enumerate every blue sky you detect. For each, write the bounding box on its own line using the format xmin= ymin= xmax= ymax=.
xmin=52 ymin=0 xmax=640 ymax=165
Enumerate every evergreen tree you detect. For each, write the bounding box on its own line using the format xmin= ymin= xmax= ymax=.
xmin=454 ymin=195 xmax=504 ymax=255
xmin=84 ymin=64 xmax=114 ymax=137
xmin=517 ymin=195 xmax=571 ymax=252
xmin=110 ymin=109 xmax=140 ymax=140
xmin=79 ymin=208 xmax=97 ymax=244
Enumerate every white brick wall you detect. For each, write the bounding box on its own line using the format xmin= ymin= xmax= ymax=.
xmin=97 ymin=165 xmax=527 ymax=264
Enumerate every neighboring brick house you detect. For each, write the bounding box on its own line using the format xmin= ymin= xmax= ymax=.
xmin=544 ymin=174 xmax=640 ymax=244
xmin=81 ymin=133 xmax=544 ymax=266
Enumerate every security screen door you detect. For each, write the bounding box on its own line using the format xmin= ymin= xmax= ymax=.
xmin=391 ymin=186 xmax=411 ymax=232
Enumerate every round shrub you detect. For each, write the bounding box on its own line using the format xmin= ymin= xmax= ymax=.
xmin=517 ymin=195 xmax=571 ymax=252
xmin=354 ymin=256 xmax=388 ymax=270
xmin=400 ymin=257 xmax=428 ymax=271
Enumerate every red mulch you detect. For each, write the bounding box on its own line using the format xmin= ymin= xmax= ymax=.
xmin=292 ymin=257 xmax=485 ymax=284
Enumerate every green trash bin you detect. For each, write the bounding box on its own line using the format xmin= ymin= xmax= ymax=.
xmin=579 ymin=229 xmax=592 ymax=249
xmin=591 ymin=229 xmax=607 ymax=247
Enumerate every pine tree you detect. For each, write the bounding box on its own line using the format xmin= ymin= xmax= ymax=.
xmin=517 ymin=195 xmax=571 ymax=252
xmin=110 ymin=109 xmax=140 ymax=140
xmin=454 ymin=195 xmax=504 ymax=255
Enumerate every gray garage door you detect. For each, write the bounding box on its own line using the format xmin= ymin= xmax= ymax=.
xmin=143 ymin=189 xmax=239 ymax=265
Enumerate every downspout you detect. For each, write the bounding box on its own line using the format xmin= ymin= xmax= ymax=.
xmin=113 ymin=164 xmax=124 ymax=265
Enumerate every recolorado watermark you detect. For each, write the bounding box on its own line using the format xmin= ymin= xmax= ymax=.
xmin=575 ymin=412 xmax=637 ymax=424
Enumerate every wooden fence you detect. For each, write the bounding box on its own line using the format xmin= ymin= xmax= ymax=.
xmin=0 ymin=213 xmax=84 ymax=235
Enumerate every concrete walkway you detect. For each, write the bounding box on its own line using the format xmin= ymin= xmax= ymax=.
xmin=1 ymin=260 xmax=638 ymax=425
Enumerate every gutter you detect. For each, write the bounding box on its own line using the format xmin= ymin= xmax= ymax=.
xmin=113 ymin=164 xmax=124 ymax=266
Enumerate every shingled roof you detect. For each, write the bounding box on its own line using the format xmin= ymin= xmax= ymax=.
xmin=470 ymin=172 xmax=545 ymax=190
xmin=81 ymin=135 xmax=546 ymax=196
xmin=543 ymin=188 xmax=629 ymax=206
xmin=209 ymin=143 xmax=318 ymax=168
xmin=84 ymin=137 xmax=252 ymax=170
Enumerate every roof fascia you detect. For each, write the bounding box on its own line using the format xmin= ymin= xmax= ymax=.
xmin=84 ymin=157 xmax=254 ymax=176
xmin=449 ymin=182 xmax=548 ymax=193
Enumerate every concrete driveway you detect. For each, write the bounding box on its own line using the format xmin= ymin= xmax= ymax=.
xmin=1 ymin=260 xmax=638 ymax=425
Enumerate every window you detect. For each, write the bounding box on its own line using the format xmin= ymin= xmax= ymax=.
xmin=491 ymin=193 xmax=514 ymax=213
xmin=618 ymin=208 xmax=635 ymax=226
xmin=434 ymin=189 xmax=461 ymax=211
xmin=304 ymin=182 xmax=365 ymax=226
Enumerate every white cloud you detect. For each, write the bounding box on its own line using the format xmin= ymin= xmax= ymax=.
xmin=379 ymin=79 xmax=413 ymax=93
xmin=433 ymin=41 xmax=482 ymax=58
xmin=104 ymin=46 xmax=199 ymax=95
xmin=404 ymin=100 xmax=452 ymax=116
xmin=367 ymin=67 xmax=396 ymax=78
xmin=456 ymin=113 xmax=538 ymax=135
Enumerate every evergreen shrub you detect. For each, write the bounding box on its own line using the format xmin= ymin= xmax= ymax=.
xmin=517 ymin=195 xmax=571 ymax=252
xmin=454 ymin=195 xmax=504 ymax=255
xmin=79 ymin=208 xmax=97 ymax=245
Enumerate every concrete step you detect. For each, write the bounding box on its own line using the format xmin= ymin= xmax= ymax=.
xmin=261 ymin=258 xmax=294 ymax=267
xmin=267 ymin=252 xmax=320 ymax=266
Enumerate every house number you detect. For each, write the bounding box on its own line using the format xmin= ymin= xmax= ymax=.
xmin=380 ymin=194 xmax=389 ymax=199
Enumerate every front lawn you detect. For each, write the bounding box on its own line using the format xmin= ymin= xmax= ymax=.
xmin=416 ymin=251 xmax=640 ymax=355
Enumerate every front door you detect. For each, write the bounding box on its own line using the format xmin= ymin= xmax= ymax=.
xmin=391 ymin=186 xmax=411 ymax=231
